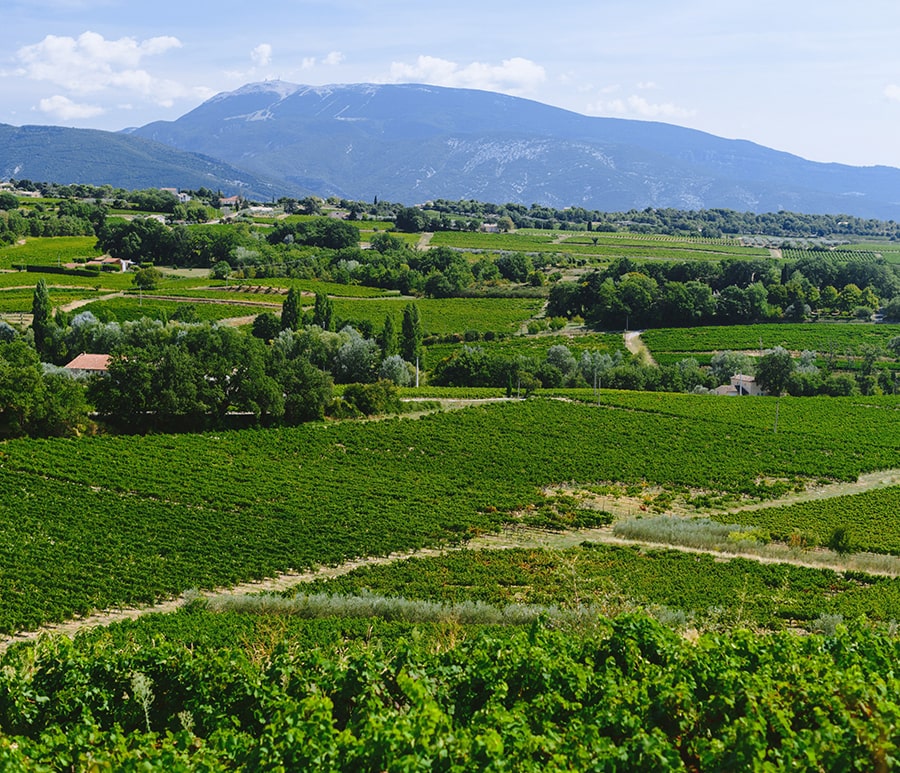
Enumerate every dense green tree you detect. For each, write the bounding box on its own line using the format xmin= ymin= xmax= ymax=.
xmin=710 ymin=351 xmax=755 ymax=384
xmin=755 ymin=346 xmax=795 ymax=396
xmin=132 ymin=267 xmax=163 ymax=291
xmin=0 ymin=341 xmax=89 ymax=437
xmin=270 ymin=355 xmax=332 ymax=423
xmin=495 ymin=253 xmax=533 ymax=283
xmin=96 ymin=217 xmax=173 ymax=264
xmin=394 ymin=206 xmax=427 ymax=233
xmin=210 ymin=261 xmax=232 ymax=280
xmin=0 ymin=340 xmax=43 ymax=437
xmin=252 ymin=312 xmax=281 ymax=341
xmin=340 ymin=380 xmax=401 ymax=416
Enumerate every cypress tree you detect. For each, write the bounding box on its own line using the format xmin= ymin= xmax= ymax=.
xmin=281 ymin=287 xmax=301 ymax=331
xmin=400 ymin=303 xmax=422 ymax=364
xmin=381 ymin=313 xmax=398 ymax=357
xmin=31 ymin=279 xmax=53 ymax=358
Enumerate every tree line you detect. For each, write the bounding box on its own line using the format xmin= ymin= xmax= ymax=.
xmin=1 ymin=282 xmax=427 ymax=437
xmin=547 ymin=256 xmax=900 ymax=328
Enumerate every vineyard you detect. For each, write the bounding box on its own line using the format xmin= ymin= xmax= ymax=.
xmin=716 ymin=486 xmax=900 ymax=555
xmin=298 ymin=544 xmax=900 ymax=631
xmin=430 ymin=230 xmax=770 ymax=262
xmin=3 ymin=203 xmax=900 ymax=767
xmin=1 ymin=609 xmax=899 ymax=768
xmin=642 ymin=323 xmax=900 ymax=357
xmin=780 ymin=248 xmax=882 ymax=264
xmin=0 ymin=396 xmax=898 ymax=635
xmin=168 ymin=278 xmax=397 ymax=298
xmin=77 ymin=296 xmax=273 ymax=323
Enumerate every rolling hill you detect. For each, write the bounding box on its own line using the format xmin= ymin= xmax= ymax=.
xmin=0 ymin=122 xmax=303 ymax=200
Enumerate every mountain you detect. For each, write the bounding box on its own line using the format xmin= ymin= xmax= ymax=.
xmin=130 ymin=81 xmax=900 ymax=219
xmin=0 ymin=123 xmax=303 ymax=199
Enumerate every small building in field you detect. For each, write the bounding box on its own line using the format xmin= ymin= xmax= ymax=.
xmin=714 ymin=373 xmax=764 ymax=396
xmin=63 ymin=353 xmax=111 ymax=376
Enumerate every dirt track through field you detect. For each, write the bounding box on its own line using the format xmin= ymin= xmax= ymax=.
xmin=624 ymin=330 xmax=657 ymax=365
xmin=3 ymin=464 xmax=899 ymax=652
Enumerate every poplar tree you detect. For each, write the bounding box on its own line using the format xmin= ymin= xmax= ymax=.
xmin=312 ymin=292 xmax=334 ymax=331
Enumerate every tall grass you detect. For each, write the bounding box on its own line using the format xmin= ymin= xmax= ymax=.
xmin=202 ymin=589 xmax=623 ymax=629
xmin=613 ymin=515 xmax=900 ymax=576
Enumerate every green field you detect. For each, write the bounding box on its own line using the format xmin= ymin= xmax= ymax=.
xmin=0 ymin=269 xmax=138 ymax=291
xmin=4 ymin=217 xmax=900 ymax=767
xmin=0 ymin=286 xmax=105 ymax=313
xmin=716 ymin=487 xmax=900 ymax=555
xmin=0 ymin=236 xmax=102 ymax=269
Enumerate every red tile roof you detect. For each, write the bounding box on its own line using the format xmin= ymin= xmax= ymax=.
xmin=64 ymin=353 xmax=111 ymax=371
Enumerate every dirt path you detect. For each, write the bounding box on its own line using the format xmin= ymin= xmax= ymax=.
xmin=624 ymin=330 xmax=657 ymax=365
xmin=4 ymin=464 xmax=900 ymax=652
xmin=59 ymin=292 xmax=123 ymax=313
xmin=417 ymin=232 xmax=434 ymax=249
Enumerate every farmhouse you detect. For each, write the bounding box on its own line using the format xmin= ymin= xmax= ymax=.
xmin=713 ymin=373 xmax=764 ymax=396
xmin=63 ymin=353 xmax=111 ymax=376
xmin=160 ymin=187 xmax=192 ymax=203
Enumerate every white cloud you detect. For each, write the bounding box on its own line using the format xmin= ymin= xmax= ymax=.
xmin=301 ymin=57 xmax=316 ymax=70
xmin=251 ymin=44 xmax=272 ymax=68
xmin=389 ymin=55 xmax=546 ymax=95
xmin=586 ymin=94 xmax=695 ymax=120
xmin=14 ymin=31 xmax=188 ymax=106
xmin=38 ymin=95 xmax=104 ymax=120
xmin=637 ymin=81 xmax=659 ymax=90
xmin=885 ymin=84 xmax=900 ymax=102
xmin=323 ymin=51 xmax=344 ymax=67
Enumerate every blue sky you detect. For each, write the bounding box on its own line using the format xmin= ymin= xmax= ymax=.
xmin=4 ymin=0 xmax=900 ymax=168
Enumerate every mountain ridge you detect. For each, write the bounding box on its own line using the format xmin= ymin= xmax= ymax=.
xmin=2 ymin=81 xmax=899 ymax=218
xmin=130 ymin=81 xmax=900 ymax=218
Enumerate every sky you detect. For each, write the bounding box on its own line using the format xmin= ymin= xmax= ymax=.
xmin=3 ymin=0 xmax=900 ymax=168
